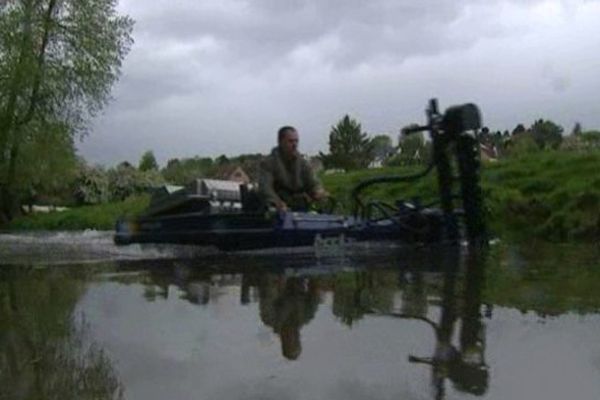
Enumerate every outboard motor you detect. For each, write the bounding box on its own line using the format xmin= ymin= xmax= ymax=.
xmin=352 ymin=99 xmax=486 ymax=244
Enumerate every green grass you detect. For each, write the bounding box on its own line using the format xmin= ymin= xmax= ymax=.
xmin=7 ymin=194 xmax=150 ymax=231
xmin=322 ymin=150 xmax=600 ymax=242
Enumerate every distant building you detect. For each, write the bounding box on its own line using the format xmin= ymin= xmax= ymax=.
xmin=308 ymin=156 xmax=324 ymax=173
xmin=323 ymin=168 xmax=345 ymax=175
xmin=369 ymin=159 xmax=384 ymax=169
xmin=479 ymin=143 xmax=498 ymax=162
xmin=211 ymin=165 xmax=251 ymax=184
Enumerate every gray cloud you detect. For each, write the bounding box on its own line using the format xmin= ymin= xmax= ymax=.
xmin=81 ymin=0 xmax=600 ymax=165
xmin=126 ymin=0 xmax=514 ymax=68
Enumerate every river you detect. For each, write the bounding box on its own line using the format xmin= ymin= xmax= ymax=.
xmin=1 ymin=232 xmax=599 ymax=400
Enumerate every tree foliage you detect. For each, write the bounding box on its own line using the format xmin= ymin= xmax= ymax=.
xmin=138 ymin=150 xmax=158 ymax=172
xmin=387 ymin=131 xmax=431 ymax=166
xmin=319 ymin=115 xmax=374 ymax=170
xmin=505 ymin=132 xmax=539 ymax=157
xmin=370 ymin=134 xmax=394 ymax=163
xmin=161 ymin=157 xmax=214 ymax=185
xmin=73 ymin=163 xmax=110 ymax=205
xmin=530 ymin=119 xmax=563 ymax=149
xmin=512 ymin=124 xmax=526 ymax=136
xmin=73 ymin=160 xmax=164 ymax=205
xmin=581 ymin=130 xmax=600 ymax=143
xmin=0 ymin=0 xmax=134 ymax=219
xmin=14 ymin=121 xmax=78 ymax=205
xmin=107 ymin=162 xmax=163 ymax=201
xmin=216 ymin=154 xmax=229 ymax=165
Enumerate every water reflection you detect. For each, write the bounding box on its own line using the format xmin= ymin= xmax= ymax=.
xmin=257 ymin=275 xmax=319 ymax=360
xmin=0 ymin=266 xmax=123 ymax=400
xmin=3 ymin=241 xmax=599 ymax=400
xmin=121 ymin=245 xmax=493 ymax=399
xmin=372 ymin=247 xmax=490 ymax=399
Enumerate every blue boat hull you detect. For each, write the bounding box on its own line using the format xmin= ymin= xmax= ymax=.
xmin=114 ymin=209 xmax=445 ymax=250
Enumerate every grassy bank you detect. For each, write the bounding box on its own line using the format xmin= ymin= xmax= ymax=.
xmin=5 ymin=150 xmax=599 ymax=242
xmin=322 ymin=150 xmax=600 ymax=242
xmin=6 ymin=194 xmax=150 ymax=231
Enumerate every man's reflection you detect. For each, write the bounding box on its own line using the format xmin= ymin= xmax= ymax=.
xmin=258 ymin=275 xmax=320 ymax=360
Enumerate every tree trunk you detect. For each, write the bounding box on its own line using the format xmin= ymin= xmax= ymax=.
xmin=0 ymin=0 xmax=34 ymax=159
xmin=1 ymin=0 xmax=57 ymax=220
xmin=0 ymin=1 xmax=34 ymax=219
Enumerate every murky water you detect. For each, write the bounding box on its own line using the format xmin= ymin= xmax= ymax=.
xmin=1 ymin=233 xmax=599 ymax=400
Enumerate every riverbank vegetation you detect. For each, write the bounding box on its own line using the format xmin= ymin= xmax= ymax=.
xmin=7 ymin=149 xmax=599 ymax=242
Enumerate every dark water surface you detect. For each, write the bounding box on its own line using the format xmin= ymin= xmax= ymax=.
xmin=1 ymin=233 xmax=599 ymax=400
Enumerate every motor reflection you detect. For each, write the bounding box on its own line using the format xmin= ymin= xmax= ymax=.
xmin=370 ymin=246 xmax=490 ymax=399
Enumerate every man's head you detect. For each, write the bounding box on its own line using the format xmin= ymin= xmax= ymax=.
xmin=277 ymin=126 xmax=299 ymax=159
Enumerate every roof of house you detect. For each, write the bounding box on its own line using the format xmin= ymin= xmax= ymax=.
xmin=213 ymin=165 xmax=244 ymax=179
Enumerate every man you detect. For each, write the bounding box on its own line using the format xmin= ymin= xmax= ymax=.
xmin=259 ymin=126 xmax=328 ymax=211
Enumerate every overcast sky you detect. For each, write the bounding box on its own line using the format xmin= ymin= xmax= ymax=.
xmin=78 ymin=0 xmax=600 ymax=166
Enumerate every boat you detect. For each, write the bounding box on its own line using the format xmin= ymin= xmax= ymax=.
xmin=114 ymin=99 xmax=487 ymax=250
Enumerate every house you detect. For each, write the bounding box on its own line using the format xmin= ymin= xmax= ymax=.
xmin=479 ymin=143 xmax=498 ymax=162
xmin=369 ymin=159 xmax=384 ymax=169
xmin=308 ymin=156 xmax=324 ymax=173
xmin=211 ymin=165 xmax=251 ymax=184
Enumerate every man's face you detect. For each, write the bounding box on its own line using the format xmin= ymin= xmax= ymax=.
xmin=279 ymin=130 xmax=299 ymax=158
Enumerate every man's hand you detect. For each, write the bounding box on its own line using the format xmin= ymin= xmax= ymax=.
xmin=275 ymin=199 xmax=288 ymax=212
xmin=311 ymin=188 xmax=329 ymax=201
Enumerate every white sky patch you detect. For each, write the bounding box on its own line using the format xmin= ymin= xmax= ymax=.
xmin=81 ymin=0 xmax=600 ymax=166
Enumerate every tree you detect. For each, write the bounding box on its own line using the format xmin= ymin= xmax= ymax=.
xmin=0 ymin=0 xmax=134 ymax=220
xmin=319 ymin=115 xmax=374 ymax=170
xmin=388 ymin=131 xmax=430 ymax=166
xmin=216 ymin=154 xmax=229 ymax=165
xmin=138 ymin=150 xmax=158 ymax=171
xmin=161 ymin=156 xmax=214 ymax=185
xmin=530 ymin=119 xmax=563 ymax=149
xmin=16 ymin=122 xmax=79 ymax=206
xmin=371 ymin=134 xmax=394 ymax=163
xmin=581 ymin=130 xmax=600 ymax=147
xmin=571 ymin=122 xmax=582 ymax=136
xmin=512 ymin=124 xmax=526 ymax=136
xmin=73 ymin=162 xmax=110 ymax=205
xmin=505 ymin=132 xmax=539 ymax=157
xmin=107 ymin=162 xmax=163 ymax=201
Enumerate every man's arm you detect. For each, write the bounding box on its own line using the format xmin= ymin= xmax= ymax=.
xmin=258 ymin=160 xmax=287 ymax=210
xmin=301 ymin=160 xmax=328 ymax=200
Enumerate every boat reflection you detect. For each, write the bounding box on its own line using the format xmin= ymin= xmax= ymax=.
xmin=129 ymin=245 xmax=490 ymax=399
